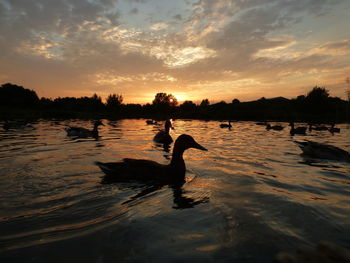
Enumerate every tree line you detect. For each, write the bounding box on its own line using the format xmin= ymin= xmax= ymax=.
xmin=0 ymin=82 xmax=349 ymax=122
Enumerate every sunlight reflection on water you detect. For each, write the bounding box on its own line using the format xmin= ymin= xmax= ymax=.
xmin=0 ymin=119 xmax=349 ymax=262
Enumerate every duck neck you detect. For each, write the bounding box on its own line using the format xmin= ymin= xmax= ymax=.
xmin=170 ymin=146 xmax=186 ymax=176
xmin=93 ymin=123 xmax=99 ymax=134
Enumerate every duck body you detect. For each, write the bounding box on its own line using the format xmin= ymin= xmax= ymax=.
xmin=266 ymin=124 xmax=284 ymax=130
xmin=220 ymin=121 xmax=232 ymax=128
xmin=295 ymin=140 xmax=350 ymax=163
xmin=289 ymin=122 xmax=306 ymax=135
xmin=309 ymin=124 xmax=328 ymax=131
xmin=153 ymin=119 xmax=173 ymax=144
xmin=153 ymin=131 xmax=173 ymax=144
xmin=329 ymin=124 xmax=340 ymax=133
xmin=3 ymin=120 xmax=32 ymax=130
xmin=66 ymin=120 xmax=103 ymax=138
xmin=146 ymin=120 xmax=157 ymax=125
xmin=95 ymin=134 xmax=207 ymax=183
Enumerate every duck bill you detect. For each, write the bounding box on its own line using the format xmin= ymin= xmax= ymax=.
xmin=193 ymin=142 xmax=208 ymax=151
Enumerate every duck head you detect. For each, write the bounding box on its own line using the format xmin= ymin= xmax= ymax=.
xmin=174 ymin=134 xmax=207 ymax=152
xmin=94 ymin=120 xmax=104 ymax=127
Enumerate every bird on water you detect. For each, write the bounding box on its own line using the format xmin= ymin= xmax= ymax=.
xmin=294 ymin=140 xmax=350 ymax=163
xmin=95 ymin=134 xmax=207 ymax=184
xmin=65 ymin=120 xmax=104 ymax=138
xmin=153 ymin=119 xmax=174 ymax=144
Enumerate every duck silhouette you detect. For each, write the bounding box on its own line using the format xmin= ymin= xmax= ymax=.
xmin=65 ymin=120 xmax=104 ymax=138
xmin=220 ymin=121 xmax=232 ymax=128
xmin=289 ymin=122 xmax=307 ymax=135
xmin=294 ymin=140 xmax=350 ymax=163
xmin=329 ymin=123 xmax=340 ymax=133
xmin=308 ymin=123 xmax=328 ymax=131
xmin=146 ymin=120 xmax=158 ymax=125
xmin=153 ymin=119 xmax=173 ymax=144
xmin=3 ymin=120 xmax=33 ymax=130
xmin=266 ymin=123 xmax=284 ymax=131
xmin=95 ymin=134 xmax=207 ymax=183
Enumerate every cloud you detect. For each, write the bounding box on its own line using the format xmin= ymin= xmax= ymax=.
xmin=314 ymin=39 xmax=350 ymax=55
xmin=150 ymin=22 xmax=168 ymax=31
xmin=129 ymin=8 xmax=139 ymax=14
xmin=0 ymin=0 xmax=349 ymax=101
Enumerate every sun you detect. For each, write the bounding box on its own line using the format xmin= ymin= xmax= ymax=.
xmin=173 ymin=93 xmax=188 ymax=102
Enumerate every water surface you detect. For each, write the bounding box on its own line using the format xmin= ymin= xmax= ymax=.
xmin=1 ymin=119 xmax=349 ymax=262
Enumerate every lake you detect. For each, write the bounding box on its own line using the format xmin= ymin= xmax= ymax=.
xmin=1 ymin=119 xmax=349 ymax=262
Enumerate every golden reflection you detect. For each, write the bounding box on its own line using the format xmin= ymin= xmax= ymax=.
xmin=196 ymin=244 xmax=220 ymax=251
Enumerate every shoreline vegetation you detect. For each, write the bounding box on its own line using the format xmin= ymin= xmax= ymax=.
xmin=1 ymin=83 xmax=349 ymax=123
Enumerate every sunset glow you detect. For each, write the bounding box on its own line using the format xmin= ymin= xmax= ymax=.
xmin=1 ymin=0 xmax=350 ymax=103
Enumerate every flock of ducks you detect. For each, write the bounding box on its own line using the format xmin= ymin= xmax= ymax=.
xmin=69 ymin=119 xmax=349 ymax=182
xmin=2 ymin=119 xmax=349 ymax=184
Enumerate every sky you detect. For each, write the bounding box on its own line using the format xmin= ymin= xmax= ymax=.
xmin=0 ymin=0 xmax=350 ymax=104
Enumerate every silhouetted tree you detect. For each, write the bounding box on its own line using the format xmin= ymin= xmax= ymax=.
xmin=232 ymin=98 xmax=240 ymax=104
xmin=306 ymin=86 xmax=329 ymax=101
xmin=200 ymin=99 xmax=210 ymax=107
xmin=0 ymin=83 xmax=39 ymax=107
xmin=152 ymin=93 xmax=178 ymax=107
xmin=305 ymin=86 xmax=330 ymax=116
xmin=180 ymin=100 xmax=197 ymax=111
xmin=106 ymin=94 xmax=123 ymax=109
xmin=296 ymin=95 xmax=306 ymax=101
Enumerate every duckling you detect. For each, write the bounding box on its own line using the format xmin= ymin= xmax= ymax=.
xmin=289 ymin=122 xmax=307 ymax=135
xmin=294 ymin=140 xmax=350 ymax=163
xmin=95 ymin=134 xmax=207 ymax=183
xmin=220 ymin=121 xmax=232 ymax=128
xmin=153 ymin=119 xmax=173 ymax=144
xmin=266 ymin=123 xmax=284 ymax=131
xmin=329 ymin=123 xmax=340 ymax=133
xmin=65 ymin=120 xmax=104 ymax=138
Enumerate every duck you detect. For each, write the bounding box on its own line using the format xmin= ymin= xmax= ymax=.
xmin=329 ymin=123 xmax=340 ymax=133
xmin=65 ymin=120 xmax=104 ymax=138
xmin=266 ymin=123 xmax=284 ymax=131
xmin=220 ymin=121 xmax=232 ymax=128
xmin=308 ymin=123 xmax=328 ymax=131
xmin=289 ymin=122 xmax=307 ymax=135
xmin=95 ymin=134 xmax=208 ymax=183
xmin=146 ymin=120 xmax=158 ymax=125
xmin=3 ymin=120 xmax=33 ymax=130
xmin=294 ymin=140 xmax=350 ymax=163
xmin=153 ymin=119 xmax=173 ymax=144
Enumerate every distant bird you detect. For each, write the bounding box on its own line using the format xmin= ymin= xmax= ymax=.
xmin=294 ymin=140 xmax=350 ymax=163
xmin=266 ymin=123 xmax=284 ymax=131
xmin=329 ymin=123 xmax=340 ymax=133
xmin=65 ymin=120 xmax=104 ymax=138
xmin=308 ymin=123 xmax=328 ymax=131
xmin=146 ymin=120 xmax=157 ymax=125
xmin=95 ymin=134 xmax=208 ymax=183
xmin=3 ymin=120 xmax=32 ymax=130
xmin=220 ymin=121 xmax=232 ymax=128
xmin=153 ymin=119 xmax=173 ymax=144
xmin=289 ymin=122 xmax=307 ymax=135
xmin=255 ymin=122 xmax=267 ymax=126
